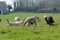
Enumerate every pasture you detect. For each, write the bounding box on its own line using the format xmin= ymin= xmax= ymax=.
xmin=0 ymin=12 xmax=60 ymax=40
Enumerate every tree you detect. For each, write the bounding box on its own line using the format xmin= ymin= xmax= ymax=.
xmin=53 ymin=7 xmax=57 ymax=12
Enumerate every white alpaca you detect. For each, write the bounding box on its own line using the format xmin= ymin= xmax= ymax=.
xmin=6 ymin=18 xmax=23 ymax=26
xmin=23 ymin=16 xmax=40 ymax=26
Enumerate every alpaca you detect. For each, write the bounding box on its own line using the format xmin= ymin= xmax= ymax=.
xmin=43 ymin=15 xmax=55 ymax=25
xmin=6 ymin=18 xmax=23 ymax=26
xmin=23 ymin=16 xmax=40 ymax=26
xmin=47 ymin=16 xmax=55 ymax=25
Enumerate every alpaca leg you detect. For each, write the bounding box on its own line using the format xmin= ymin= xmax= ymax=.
xmin=23 ymin=20 xmax=27 ymax=26
xmin=33 ymin=21 xmax=37 ymax=27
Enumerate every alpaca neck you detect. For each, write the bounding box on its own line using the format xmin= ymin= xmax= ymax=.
xmin=22 ymin=18 xmax=26 ymax=23
xmin=6 ymin=19 xmax=10 ymax=24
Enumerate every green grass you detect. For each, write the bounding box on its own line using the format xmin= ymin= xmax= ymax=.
xmin=0 ymin=12 xmax=60 ymax=40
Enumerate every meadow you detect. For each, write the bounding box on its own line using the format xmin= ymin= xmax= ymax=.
xmin=0 ymin=12 xmax=60 ymax=40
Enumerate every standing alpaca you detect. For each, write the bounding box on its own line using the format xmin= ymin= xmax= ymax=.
xmin=43 ymin=15 xmax=55 ymax=25
xmin=23 ymin=16 xmax=40 ymax=26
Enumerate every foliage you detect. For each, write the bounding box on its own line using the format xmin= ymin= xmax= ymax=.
xmin=13 ymin=0 xmax=60 ymax=12
xmin=53 ymin=8 xmax=57 ymax=12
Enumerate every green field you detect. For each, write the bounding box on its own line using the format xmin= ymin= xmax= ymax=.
xmin=0 ymin=12 xmax=60 ymax=40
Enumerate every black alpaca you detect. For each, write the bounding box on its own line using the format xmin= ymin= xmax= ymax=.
xmin=44 ymin=16 xmax=55 ymax=25
xmin=47 ymin=16 xmax=55 ymax=25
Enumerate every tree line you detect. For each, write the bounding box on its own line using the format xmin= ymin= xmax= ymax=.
xmin=13 ymin=0 xmax=60 ymax=12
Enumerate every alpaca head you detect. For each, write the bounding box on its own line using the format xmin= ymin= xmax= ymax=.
xmin=14 ymin=17 xmax=20 ymax=21
xmin=34 ymin=16 xmax=39 ymax=19
xmin=34 ymin=16 xmax=40 ymax=21
xmin=6 ymin=18 xmax=9 ymax=22
xmin=43 ymin=15 xmax=48 ymax=18
xmin=6 ymin=18 xmax=11 ymax=25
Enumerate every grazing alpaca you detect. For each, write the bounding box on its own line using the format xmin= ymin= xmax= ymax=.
xmin=47 ymin=16 xmax=55 ymax=25
xmin=23 ymin=16 xmax=40 ymax=26
xmin=6 ymin=18 xmax=23 ymax=26
xmin=43 ymin=15 xmax=55 ymax=25
xmin=14 ymin=17 xmax=20 ymax=21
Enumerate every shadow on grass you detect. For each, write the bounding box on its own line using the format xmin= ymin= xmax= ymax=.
xmin=0 ymin=30 xmax=11 ymax=34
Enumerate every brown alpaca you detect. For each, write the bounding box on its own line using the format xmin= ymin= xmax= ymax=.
xmin=23 ymin=16 xmax=38 ymax=26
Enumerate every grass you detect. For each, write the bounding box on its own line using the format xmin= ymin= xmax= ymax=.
xmin=0 ymin=12 xmax=60 ymax=40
